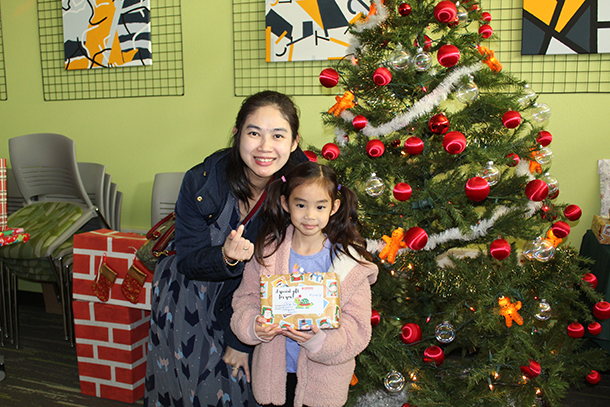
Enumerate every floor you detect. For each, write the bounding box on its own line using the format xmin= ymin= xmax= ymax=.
xmin=0 ymin=297 xmax=609 ymax=406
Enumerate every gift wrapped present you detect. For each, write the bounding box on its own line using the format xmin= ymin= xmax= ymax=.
xmin=0 ymin=232 xmax=30 ymax=247
xmin=260 ymin=271 xmax=340 ymax=330
xmin=599 ymin=159 xmax=610 ymax=216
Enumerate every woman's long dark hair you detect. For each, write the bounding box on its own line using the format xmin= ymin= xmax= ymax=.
xmin=226 ymin=91 xmax=301 ymax=207
xmin=254 ymin=162 xmax=372 ymax=266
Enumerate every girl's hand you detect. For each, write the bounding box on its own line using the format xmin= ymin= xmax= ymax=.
xmin=222 ymin=345 xmax=251 ymax=383
xmin=282 ymin=324 xmax=320 ymax=344
xmin=223 ymin=224 xmax=254 ymax=264
xmin=254 ymin=316 xmax=283 ymax=341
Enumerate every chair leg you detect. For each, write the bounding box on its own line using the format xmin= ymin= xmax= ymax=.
xmin=64 ymin=262 xmax=74 ymax=347
xmin=0 ymin=263 xmax=6 ymax=347
xmin=10 ymin=273 xmax=18 ymax=349
xmin=49 ymin=256 xmax=69 ymax=342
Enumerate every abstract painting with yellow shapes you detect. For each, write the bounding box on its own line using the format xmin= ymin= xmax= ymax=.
xmin=522 ymin=0 xmax=610 ymax=54
xmin=62 ymin=0 xmax=152 ymax=70
xmin=265 ymin=0 xmax=369 ymax=62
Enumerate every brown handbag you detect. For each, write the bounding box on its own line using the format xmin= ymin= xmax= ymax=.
xmin=135 ymin=212 xmax=176 ymax=273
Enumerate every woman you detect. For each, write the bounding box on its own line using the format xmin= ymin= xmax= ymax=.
xmin=144 ymin=91 xmax=307 ymax=407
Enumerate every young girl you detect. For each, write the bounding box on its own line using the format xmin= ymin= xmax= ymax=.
xmin=231 ymin=162 xmax=378 ymax=407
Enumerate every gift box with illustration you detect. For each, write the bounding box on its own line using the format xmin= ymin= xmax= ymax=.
xmin=260 ymin=271 xmax=341 ymax=330
xmin=73 ymin=229 xmax=150 ymax=309
xmin=592 ymin=215 xmax=610 ymax=245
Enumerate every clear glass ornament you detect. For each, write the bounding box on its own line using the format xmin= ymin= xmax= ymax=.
xmin=365 ymin=173 xmax=386 ymax=197
xmin=531 ymin=103 xmax=551 ymax=122
xmin=534 ymin=147 xmax=553 ymax=166
xmin=435 ymin=321 xmax=456 ymax=343
xmin=413 ymin=49 xmax=431 ymax=72
xmin=540 ymin=172 xmax=559 ymax=198
xmin=534 ymin=238 xmax=556 ymax=262
xmin=389 ymin=46 xmax=411 ymax=70
xmin=535 ymin=299 xmax=552 ymax=321
xmin=455 ymin=76 xmax=479 ymax=103
xmin=517 ymin=84 xmax=537 ymax=108
xmin=477 ymin=161 xmax=501 ymax=186
xmin=523 ymin=237 xmax=542 ymax=261
xmin=456 ymin=5 xmax=469 ymax=26
xmin=384 ymin=370 xmax=406 ymax=392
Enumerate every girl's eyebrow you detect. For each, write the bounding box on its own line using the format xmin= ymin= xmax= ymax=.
xmin=245 ymin=124 xmax=289 ymax=133
xmin=293 ymin=196 xmax=330 ymax=203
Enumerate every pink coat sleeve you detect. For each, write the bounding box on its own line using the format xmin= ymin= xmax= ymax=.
xmin=304 ymin=263 xmax=374 ymax=366
xmin=231 ymin=259 xmax=264 ymax=346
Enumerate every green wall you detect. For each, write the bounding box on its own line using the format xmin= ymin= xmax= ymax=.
xmin=0 ymin=0 xmax=608 ymax=252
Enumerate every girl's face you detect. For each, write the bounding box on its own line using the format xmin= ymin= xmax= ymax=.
xmin=281 ymin=181 xmax=340 ymax=241
xmin=237 ymin=105 xmax=299 ymax=188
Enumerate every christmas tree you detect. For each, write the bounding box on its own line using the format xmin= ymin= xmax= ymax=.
xmin=311 ymin=1 xmax=610 ymax=406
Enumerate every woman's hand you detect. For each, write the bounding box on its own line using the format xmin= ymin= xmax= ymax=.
xmin=282 ymin=324 xmax=320 ymax=344
xmin=222 ymin=345 xmax=251 ymax=383
xmin=254 ymin=316 xmax=283 ymax=341
xmin=223 ymin=224 xmax=254 ymax=264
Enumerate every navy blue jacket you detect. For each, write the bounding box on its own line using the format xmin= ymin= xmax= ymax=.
xmin=174 ymin=147 xmax=307 ymax=352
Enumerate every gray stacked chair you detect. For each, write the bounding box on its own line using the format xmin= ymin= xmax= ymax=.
xmin=151 ymin=172 xmax=185 ymax=227
xmin=0 ymin=133 xmax=106 ymax=348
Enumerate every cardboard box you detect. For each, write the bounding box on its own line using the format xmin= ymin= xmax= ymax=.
xmin=73 ymin=300 xmax=150 ymax=403
xmin=73 ymin=229 xmax=150 ymax=309
xmin=592 ymin=215 xmax=610 ymax=244
xmin=72 ymin=230 xmax=151 ymax=403
xmin=260 ymin=271 xmax=340 ymax=330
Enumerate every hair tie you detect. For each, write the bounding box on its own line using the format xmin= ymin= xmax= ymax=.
xmin=337 ymin=184 xmax=342 ymax=191
xmin=281 ymin=176 xmax=287 ymax=183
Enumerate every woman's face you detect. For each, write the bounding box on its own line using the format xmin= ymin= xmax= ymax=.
xmin=237 ymin=105 xmax=299 ymax=187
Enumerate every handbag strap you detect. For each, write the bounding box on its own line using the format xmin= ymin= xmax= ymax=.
xmin=147 ymin=212 xmax=176 ymax=239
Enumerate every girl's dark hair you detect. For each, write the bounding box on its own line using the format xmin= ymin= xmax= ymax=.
xmin=226 ymin=90 xmax=301 ymax=206
xmin=254 ymin=161 xmax=372 ymax=265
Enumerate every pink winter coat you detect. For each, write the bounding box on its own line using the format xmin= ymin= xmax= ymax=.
xmin=231 ymin=226 xmax=378 ymax=407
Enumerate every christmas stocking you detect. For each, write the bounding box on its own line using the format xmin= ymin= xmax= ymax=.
xmin=91 ymin=255 xmax=117 ymax=302
xmin=121 ymin=263 xmax=148 ymax=304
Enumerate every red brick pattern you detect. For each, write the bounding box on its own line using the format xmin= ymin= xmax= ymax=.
xmin=73 ymin=229 xmax=150 ymax=310
xmin=73 ymin=300 xmax=150 ymax=403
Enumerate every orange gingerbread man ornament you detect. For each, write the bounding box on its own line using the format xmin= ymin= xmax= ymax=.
xmin=497 ymin=296 xmax=524 ymax=327
xmin=328 ymin=91 xmax=355 ymax=116
xmin=379 ymin=227 xmax=407 ymax=264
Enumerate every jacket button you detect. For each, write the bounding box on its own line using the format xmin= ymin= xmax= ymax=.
xmin=197 ymin=196 xmax=202 ymax=201
xmin=203 ymin=171 xmax=207 ymax=176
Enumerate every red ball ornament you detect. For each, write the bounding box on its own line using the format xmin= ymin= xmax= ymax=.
xmin=366 ymin=139 xmax=385 ymax=157
xmin=405 ymin=136 xmax=424 ymax=155
xmin=588 ymin=322 xmax=602 ymax=336
xmin=551 ymin=221 xmax=570 ymax=238
xmin=319 ymin=68 xmax=340 ymax=88
xmin=490 ymin=239 xmax=511 ymax=260
xmin=371 ymin=309 xmax=381 ymax=327
xmin=564 ymin=204 xmax=582 ymax=221
xmin=429 ymin=113 xmax=450 ymax=134
xmin=537 ymin=130 xmax=553 ymax=147
xmin=400 ymin=322 xmax=422 ymax=344
xmin=582 ymin=272 xmax=598 ymax=289
xmin=567 ymin=322 xmax=585 ymax=338
xmin=525 ymin=179 xmax=549 ymax=202
xmin=373 ymin=67 xmax=392 ymax=86
xmin=437 ymin=44 xmax=461 ymax=67
xmin=423 ymin=345 xmax=445 ymax=366
xmin=434 ymin=1 xmax=457 ymax=23
xmin=587 ymin=370 xmax=602 ymax=384
xmin=353 ymin=115 xmax=368 ymax=130
xmin=398 ymin=3 xmax=412 ymax=16
xmin=443 ymin=131 xmax=467 ymax=154
xmin=520 ymin=360 xmax=541 ymax=378
xmin=465 ymin=177 xmax=490 ymax=202
xmin=303 ymin=150 xmax=318 ymax=162
xmin=482 ymin=12 xmax=492 ymax=23
xmin=393 ymin=183 xmax=413 ymax=201
xmin=419 ymin=35 xmax=433 ymax=52
xmin=506 ymin=153 xmax=520 ymax=167
xmin=593 ymin=301 xmax=610 ymax=320
xmin=502 ymin=110 xmax=522 ymax=128
xmin=479 ymin=24 xmax=493 ymax=39
xmin=321 ymin=143 xmax=340 ymax=160
xmin=404 ymin=226 xmax=428 ymax=250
